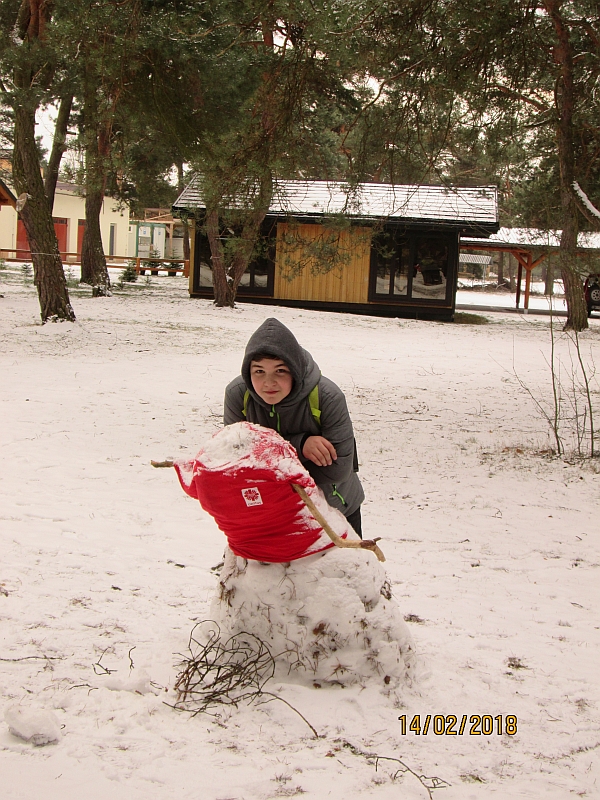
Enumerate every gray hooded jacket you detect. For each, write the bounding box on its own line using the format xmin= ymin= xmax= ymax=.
xmin=223 ymin=318 xmax=364 ymax=516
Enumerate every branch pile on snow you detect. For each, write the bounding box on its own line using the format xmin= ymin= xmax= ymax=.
xmin=173 ymin=624 xmax=275 ymax=714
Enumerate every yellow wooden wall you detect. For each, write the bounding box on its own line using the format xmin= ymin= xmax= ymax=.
xmin=274 ymin=222 xmax=372 ymax=304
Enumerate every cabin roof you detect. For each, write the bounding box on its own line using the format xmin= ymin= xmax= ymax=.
xmin=0 ymin=177 xmax=16 ymax=208
xmin=462 ymin=226 xmax=600 ymax=251
xmin=173 ymin=176 xmax=498 ymax=234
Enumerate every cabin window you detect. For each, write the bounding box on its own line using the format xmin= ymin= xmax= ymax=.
xmin=197 ymin=253 xmax=273 ymax=293
xmin=372 ymin=230 xmax=410 ymax=297
xmin=237 ymin=256 xmax=272 ymax=293
xmin=193 ymin=226 xmax=275 ymax=296
xmin=369 ymin=231 xmax=451 ymax=303
xmin=411 ymin=238 xmax=448 ymax=299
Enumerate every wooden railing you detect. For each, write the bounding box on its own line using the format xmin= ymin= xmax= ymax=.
xmin=0 ymin=250 xmax=189 ymax=278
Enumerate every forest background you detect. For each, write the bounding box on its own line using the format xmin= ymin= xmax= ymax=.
xmin=1 ymin=0 xmax=599 ymax=328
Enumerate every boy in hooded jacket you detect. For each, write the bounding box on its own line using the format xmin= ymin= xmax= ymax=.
xmin=224 ymin=318 xmax=365 ymax=536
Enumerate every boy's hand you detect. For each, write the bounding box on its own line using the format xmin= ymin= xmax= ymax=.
xmin=302 ymin=436 xmax=337 ymax=466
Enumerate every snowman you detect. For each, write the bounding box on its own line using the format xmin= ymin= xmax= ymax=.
xmin=171 ymin=422 xmax=415 ymax=689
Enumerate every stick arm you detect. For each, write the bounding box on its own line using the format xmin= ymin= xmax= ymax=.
xmin=292 ymin=484 xmax=385 ymax=563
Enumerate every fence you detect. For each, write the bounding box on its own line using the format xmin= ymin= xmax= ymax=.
xmin=0 ymin=250 xmax=189 ymax=278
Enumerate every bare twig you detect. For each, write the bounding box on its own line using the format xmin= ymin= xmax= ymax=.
xmin=375 ymin=755 xmax=451 ymax=798
xmin=292 ymin=484 xmax=385 ymax=562
xmin=569 ymin=329 xmax=596 ymax=457
xmin=338 ymin=740 xmax=449 ymax=799
xmin=0 ymin=655 xmax=63 ymax=662
xmin=509 ymin=334 xmax=563 ymax=455
xmin=93 ymin=649 xmax=117 ymax=676
xmin=257 ymin=692 xmax=319 ymax=739
xmin=548 ymin=309 xmax=564 ymax=455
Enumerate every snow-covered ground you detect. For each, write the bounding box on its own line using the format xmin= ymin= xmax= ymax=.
xmin=456 ymin=288 xmax=568 ymax=314
xmin=1 ymin=268 xmax=599 ymax=800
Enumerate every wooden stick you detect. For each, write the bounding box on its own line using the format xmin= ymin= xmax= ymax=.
xmin=151 ymin=459 xmax=174 ymax=468
xmin=292 ymin=484 xmax=385 ymax=563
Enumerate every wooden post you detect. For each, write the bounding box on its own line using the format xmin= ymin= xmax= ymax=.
xmin=516 ymin=259 xmax=522 ymax=308
xmin=524 ymin=253 xmax=532 ymax=311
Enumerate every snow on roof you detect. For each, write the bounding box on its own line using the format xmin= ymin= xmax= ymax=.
xmin=459 ymin=253 xmax=492 ymax=264
xmin=462 ymin=226 xmax=600 ymax=251
xmin=173 ymin=175 xmax=498 ymax=228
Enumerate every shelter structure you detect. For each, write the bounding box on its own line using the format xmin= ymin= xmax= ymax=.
xmin=141 ymin=208 xmax=188 ymax=260
xmin=461 ymin=228 xmax=600 ymax=310
xmin=173 ymin=177 xmax=499 ymax=320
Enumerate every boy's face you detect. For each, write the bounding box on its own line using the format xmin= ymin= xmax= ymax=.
xmin=250 ymin=358 xmax=293 ymax=405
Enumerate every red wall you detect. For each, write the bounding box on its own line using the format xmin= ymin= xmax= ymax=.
xmin=17 ymin=217 xmax=69 ymax=256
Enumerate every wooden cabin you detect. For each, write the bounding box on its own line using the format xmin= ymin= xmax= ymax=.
xmin=173 ymin=178 xmax=499 ymax=320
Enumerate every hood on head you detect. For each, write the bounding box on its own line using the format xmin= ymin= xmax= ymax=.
xmin=241 ymin=318 xmax=319 ymax=405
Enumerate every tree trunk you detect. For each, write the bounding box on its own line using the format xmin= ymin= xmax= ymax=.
xmin=497 ymin=251 xmax=504 ymax=285
xmin=13 ymin=106 xmax=75 ymax=322
xmin=205 ymin=16 xmax=275 ymax=309
xmin=45 ymin=94 xmax=73 ymax=212
xmin=208 ymin=169 xmax=272 ymax=307
xmin=509 ymin=253 xmax=516 ymax=292
xmin=206 ymin=209 xmax=234 ymax=306
xmin=561 ymin=260 xmax=587 ymax=323
xmin=182 ymin=221 xmax=190 ymax=261
xmin=208 ymin=206 xmax=270 ymax=307
xmin=10 ymin=0 xmax=75 ymax=322
xmin=228 ymin=210 xmax=269 ymax=294
xmin=177 ymin=161 xmax=191 ymax=261
xmin=81 ymin=187 xmax=110 ymax=293
xmin=80 ymin=88 xmax=111 ymax=294
xmin=544 ymin=0 xmax=587 ymax=331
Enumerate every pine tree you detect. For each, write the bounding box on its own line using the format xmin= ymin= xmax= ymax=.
xmin=1 ymin=0 xmax=75 ymax=322
xmin=424 ymin=0 xmax=599 ymax=330
xmin=181 ymin=0 xmax=368 ymax=306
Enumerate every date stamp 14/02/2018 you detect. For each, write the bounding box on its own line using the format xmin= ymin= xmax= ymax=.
xmin=399 ymin=715 xmax=518 ymax=736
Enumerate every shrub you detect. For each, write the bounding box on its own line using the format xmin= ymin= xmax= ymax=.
xmin=120 ymin=261 xmax=138 ymax=283
xmin=452 ymin=312 xmax=489 ymax=325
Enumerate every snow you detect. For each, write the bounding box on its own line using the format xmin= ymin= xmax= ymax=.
xmin=193 ymin=421 xmax=257 ymax=468
xmin=206 ymin=545 xmax=416 ymax=688
xmin=456 ymin=286 xmax=568 ymax=313
xmin=456 ymin=288 xmax=567 ymax=315
xmin=573 ymin=183 xmax=600 ymax=220
xmin=4 ymin=706 xmax=62 ymax=746
xmin=1 ymin=269 xmax=600 ymax=799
